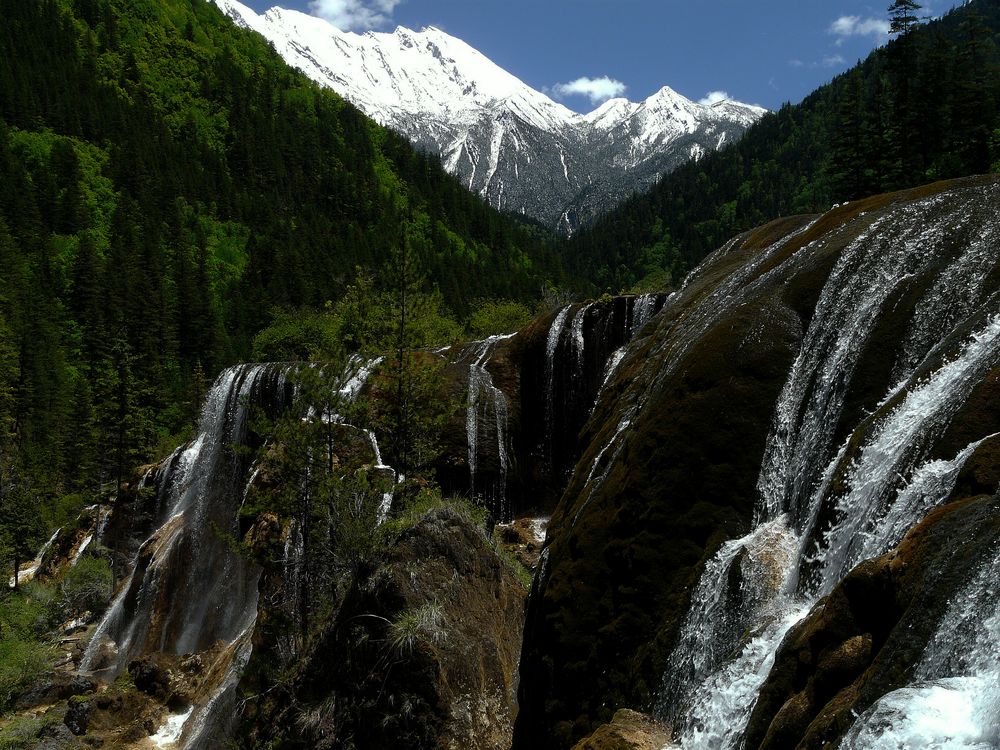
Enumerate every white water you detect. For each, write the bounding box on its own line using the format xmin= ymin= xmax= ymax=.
xmin=840 ymin=542 xmax=1000 ymax=749
xmin=150 ymin=706 xmax=194 ymax=748
xmin=570 ymin=303 xmax=592 ymax=381
xmin=465 ymin=334 xmax=516 ymax=517
xmin=78 ymin=364 xmax=290 ymax=750
xmin=544 ymin=306 xmax=573 ymax=461
xmin=757 ymin=197 xmax=958 ymax=525
xmin=8 ymin=527 xmax=61 ymax=588
xmin=657 ymin=188 xmax=1000 ymax=749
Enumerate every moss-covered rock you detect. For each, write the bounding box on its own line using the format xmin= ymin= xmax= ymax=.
xmin=242 ymin=505 xmax=527 ymax=750
xmin=570 ymin=709 xmax=672 ymax=750
xmin=513 ymin=176 xmax=1000 ymax=749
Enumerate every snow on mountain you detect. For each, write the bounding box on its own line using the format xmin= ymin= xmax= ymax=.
xmin=214 ymin=0 xmax=767 ymax=233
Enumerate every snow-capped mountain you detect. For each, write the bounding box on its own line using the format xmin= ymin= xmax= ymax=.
xmin=215 ymin=0 xmax=767 ymax=233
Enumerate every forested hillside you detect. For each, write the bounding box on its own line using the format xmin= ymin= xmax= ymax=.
xmin=565 ymin=0 xmax=1000 ymax=293
xmin=0 ymin=0 xmax=560 ymax=533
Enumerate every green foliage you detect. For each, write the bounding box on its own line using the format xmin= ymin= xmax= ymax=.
xmin=567 ymin=0 xmax=1000 ymax=294
xmin=379 ymin=485 xmax=487 ymax=539
xmin=0 ymin=715 xmax=54 ymax=750
xmin=58 ymin=554 xmax=113 ymax=616
xmin=388 ymin=601 xmax=446 ymax=657
xmin=0 ymin=585 xmax=57 ymax=710
xmin=0 ymin=637 xmax=52 ymax=710
xmin=495 ymin=544 xmax=533 ymax=590
xmin=467 ymin=299 xmax=534 ymax=338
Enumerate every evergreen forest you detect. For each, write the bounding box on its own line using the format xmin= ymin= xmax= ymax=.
xmin=0 ymin=0 xmax=560 ymax=551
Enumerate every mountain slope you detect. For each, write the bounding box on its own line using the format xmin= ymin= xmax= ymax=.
xmin=0 ymin=0 xmax=558 ymax=500
xmin=565 ymin=0 xmax=1000 ymax=293
xmin=214 ymin=0 xmax=765 ymax=233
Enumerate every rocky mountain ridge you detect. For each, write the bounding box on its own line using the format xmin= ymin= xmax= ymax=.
xmin=213 ymin=0 xmax=765 ymax=233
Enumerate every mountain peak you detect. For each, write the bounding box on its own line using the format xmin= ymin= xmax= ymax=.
xmin=212 ymin=0 xmax=765 ymax=233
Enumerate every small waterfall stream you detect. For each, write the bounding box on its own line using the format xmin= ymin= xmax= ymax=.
xmin=655 ymin=186 xmax=1000 ymax=749
xmin=840 ymin=539 xmax=1000 ymax=749
xmin=466 ymin=334 xmax=516 ymax=518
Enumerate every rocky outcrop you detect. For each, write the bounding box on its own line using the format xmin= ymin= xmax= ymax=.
xmin=435 ymin=293 xmax=667 ymax=520
xmin=242 ymin=506 xmax=527 ymax=750
xmin=513 ymin=176 xmax=1000 ymax=748
xmin=571 ymin=709 xmax=672 ymax=750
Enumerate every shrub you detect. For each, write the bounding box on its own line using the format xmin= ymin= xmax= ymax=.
xmin=59 ymin=555 xmax=113 ymax=617
xmin=0 ymin=637 xmax=52 ymax=710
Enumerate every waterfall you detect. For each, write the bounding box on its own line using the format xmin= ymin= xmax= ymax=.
xmin=80 ymin=363 xmax=291 ymax=749
xmin=656 ymin=185 xmax=1000 ymax=748
xmin=840 ymin=541 xmax=1000 ymax=749
xmin=601 ymin=293 xmax=674 ymax=393
xmin=8 ymin=527 xmax=61 ymax=588
xmin=544 ymin=306 xmax=572 ymax=463
xmin=570 ymin=303 xmax=592 ymax=382
xmin=466 ymin=334 xmax=516 ymax=519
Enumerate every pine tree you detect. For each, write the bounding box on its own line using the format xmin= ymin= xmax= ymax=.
xmin=888 ymin=0 xmax=923 ymax=37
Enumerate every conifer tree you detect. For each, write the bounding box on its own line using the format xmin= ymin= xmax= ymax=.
xmin=888 ymin=0 xmax=923 ymax=37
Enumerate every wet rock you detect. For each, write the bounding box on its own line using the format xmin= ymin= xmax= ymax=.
xmin=14 ymin=675 xmax=97 ymax=711
xmin=64 ymin=697 xmax=92 ymax=735
xmin=746 ymin=490 xmax=1000 ymax=749
xmin=571 ymin=709 xmax=672 ymax=750
xmin=129 ymin=658 xmax=171 ymax=700
xmin=515 ymin=213 xmax=822 ymax=748
xmin=36 ymin=722 xmax=77 ymax=749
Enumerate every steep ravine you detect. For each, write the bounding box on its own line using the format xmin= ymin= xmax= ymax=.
xmin=514 ymin=175 xmax=1000 ymax=749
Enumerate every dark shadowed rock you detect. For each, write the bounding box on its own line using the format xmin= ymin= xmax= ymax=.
xmin=242 ymin=506 xmax=527 ymax=750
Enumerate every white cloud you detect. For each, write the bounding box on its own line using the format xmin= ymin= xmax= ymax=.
xmin=549 ymin=76 xmax=627 ymax=105
xmin=829 ymin=15 xmax=890 ymax=44
xmin=788 ymin=58 xmax=805 ymax=68
xmin=309 ymin=0 xmax=402 ymax=31
xmin=823 ymin=54 xmax=847 ymax=67
xmin=698 ymin=90 xmax=731 ymax=105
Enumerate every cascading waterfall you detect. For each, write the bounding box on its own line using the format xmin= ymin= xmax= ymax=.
xmin=8 ymin=527 xmax=61 ymax=588
xmin=601 ymin=293 xmax=674 ymax=390
xmin=80 ymin=363 xmax=291 ymax=749
xmin=657 ymin=186 xmax=1000 ymax=749
xmin=577 ymin=222 xmax=821 ymax=531
xmin=570 ymin=303 xmax=592 ymax=382
xmin=466 ymin=334 xmax=516 ymax=519
xmin=840 ymin=538 xmax=1000 ymax=749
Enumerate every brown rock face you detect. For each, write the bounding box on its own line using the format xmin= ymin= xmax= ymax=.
xmin=571 ymin=709 xmax=672 ymax=750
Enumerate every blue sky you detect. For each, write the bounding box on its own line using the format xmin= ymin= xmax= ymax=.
xmin=241 ymin=0 xmax=962 ymax=112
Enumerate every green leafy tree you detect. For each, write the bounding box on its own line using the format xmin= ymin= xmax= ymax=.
xmin=250 ymin=361 xmax=390 ymax=638
xmin=0 ymin=448 xmax=44 ymax=590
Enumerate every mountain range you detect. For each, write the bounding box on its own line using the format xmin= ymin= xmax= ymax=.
xmin=214 ymin=0 xmax=766 ymax=233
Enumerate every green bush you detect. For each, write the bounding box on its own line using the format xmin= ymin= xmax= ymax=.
xmin=0 ymin=637 xmax=52 ymax=710
xmin=467 ymin=299 xmax=534 ymax=338
xmin=0 ymin=715 xmax=52 ymax=750
xmin=59 ymin=555 xmax=113 ymax=617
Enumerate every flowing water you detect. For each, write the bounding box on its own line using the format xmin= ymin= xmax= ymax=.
xmin=80 ymin=363 xmax=291 ymax=748
xmin=465 ymin=334 xmax=517 ymax=518
xmin=655 ymin=185 xmax=1000 ymax=749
